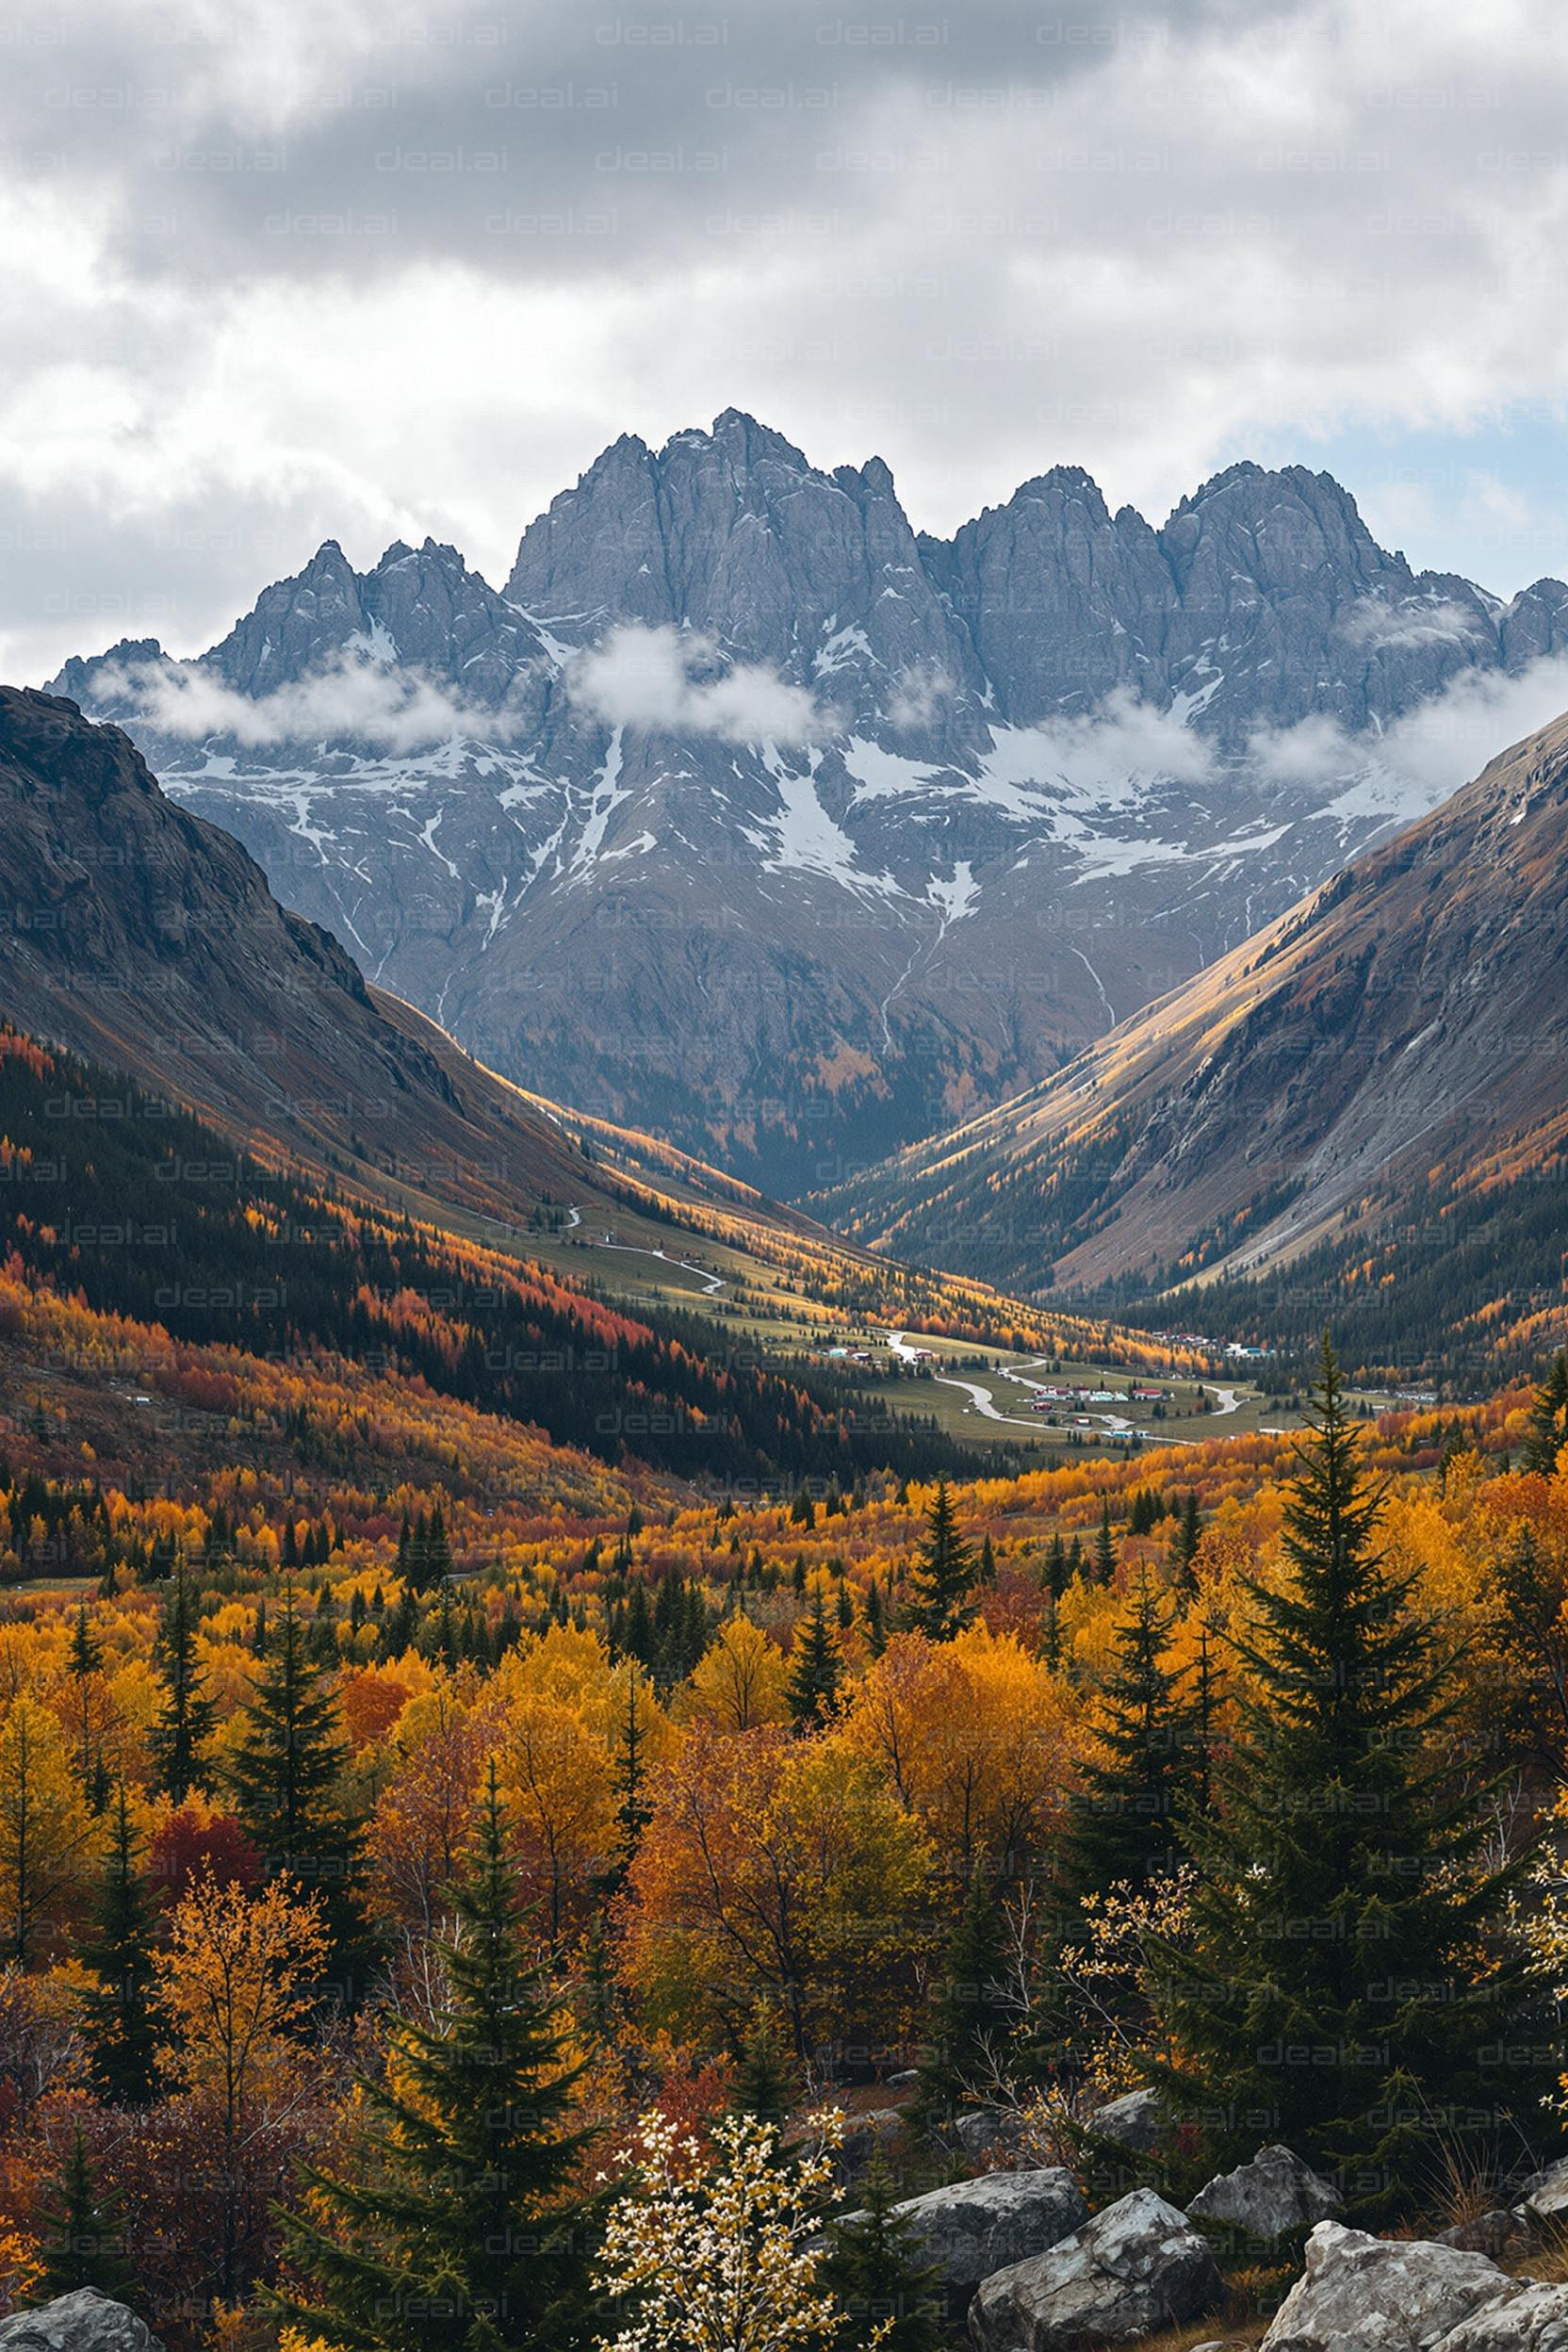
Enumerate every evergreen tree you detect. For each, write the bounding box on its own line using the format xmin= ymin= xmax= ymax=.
xmin=1062 ymin=1568 xmax=1200 ymax=1906
xmin=1168 ymin=1492 xmax=1202 ymax=1595
xmin=1151 ymin=1341 xmax=1553 ymax=2213
xmin=1522 ymin=1348 xmax=1568 ymax=1475
xmin=862 ymin=1578 xmax=887 ymax=1657
xmin=903 ymin=1482 xmax=978 ymax=1642
xmin=68 ymin=1597 xmax=103 ymax=1678
xmin=786 ymin=1594 xmax=842 ymax=1729
xmin=608 ymin=1665 xmax=653 ymax=1895
xmin=823 ymin=2151 xmax=943 ymax=2352
xmin=272 ymin=1763 xmax=597 ymax=2352
xmin=729 ymin=2001 xmax=798 ymax=2128
xmin=380 ymin=1579 xmax=420 ymax=1661
xmin=79 ymin=1785 xmax=158 ymax=2105
xmin=1092 ymin=1498 xmax=1118 ymax=1585
xmin=578 ymin=1909 xmax=619 ymax=2050
xmin=150 ymin=1560 xmax=218 ymax=1803
xmin=227 ymin=1580 xmax=369 ymax=1999
xmin=914 ymin=1867 xmax=1011 ymax=2126
xmin=33 ymin=2127 xmax=138 ymax=2304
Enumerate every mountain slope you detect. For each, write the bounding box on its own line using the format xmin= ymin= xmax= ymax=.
xmin=50 ymin=417 xmax=1568 ymax=1189
xmin=818 ymin=709 xmax=1568 ymax=1351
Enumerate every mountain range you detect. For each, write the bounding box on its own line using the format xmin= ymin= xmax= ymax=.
xmin=50 ymin=412 xmax=1568 ymax=1192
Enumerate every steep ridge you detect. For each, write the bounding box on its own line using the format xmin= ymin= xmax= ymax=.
xmin=0 ymin=685 xmax=851 ymax=1258
xmin=50 ymin=416 xmax=1568 ymax=1187
xmin=818 ymin=709 xmax=1568 ymax=1339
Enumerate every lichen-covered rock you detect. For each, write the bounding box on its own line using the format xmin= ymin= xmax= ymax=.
xmin=883 ymin=2166 xmax=1087 ymax=2321
xmin=1188 ymin=2144 xmax=1343 ymax=2241
xmin=968 ymin=2188 xmax=1221 ymax=2351
xmin=1259 ymin=2221 xmax=1521 ymax=2350
xmin=1433 ymin=2283 xmax=1568 ymax=2349
xmin=0 ymin=2289 xmax=162 ymax=2352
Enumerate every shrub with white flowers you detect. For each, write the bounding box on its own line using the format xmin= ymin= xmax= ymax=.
xmin=593 ymin=2106 xmax=890 ymax=2352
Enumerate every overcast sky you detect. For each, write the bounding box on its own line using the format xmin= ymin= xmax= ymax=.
xmin=5 ymin=0 xmax=1568 ymax=680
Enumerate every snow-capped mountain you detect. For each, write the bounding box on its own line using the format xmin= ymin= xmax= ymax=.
xmin=50 ymin=412 xmax=1568 ymax=1192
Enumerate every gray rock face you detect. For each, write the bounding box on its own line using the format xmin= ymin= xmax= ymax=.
xmin=951 ymin=2107 xmax=1030 ymax=2165
xmin=1188 ymin=2144 xmax=1343 ymax=2240
xmin=1522 ymin=2152 xmax=1568 ymax=2227
xmin=882 ymin=2166 xmax=1088 ymax=2320
xmin=1087 ymin=2088 xmax=1167 ymax=2153
xmin=968 ymin=2188 xmax=1222 ymax=2351
xmin=1258 ymin=2219 xmax=1568 ymax=2351
xmin=0 ymin=2289 xmax=161 ymax=2352
xmin=50 ymin=416 xmax=1568 ymax=1189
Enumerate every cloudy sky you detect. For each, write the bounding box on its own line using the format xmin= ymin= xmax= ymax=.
xmin=5 ymin=0 xmax=1567 ymax=680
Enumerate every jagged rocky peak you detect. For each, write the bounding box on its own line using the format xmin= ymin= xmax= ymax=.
xmin=505 ymin=411 xmax=973 ymax=731
xmin=921 ymin=465 xmax=1174 ymax=724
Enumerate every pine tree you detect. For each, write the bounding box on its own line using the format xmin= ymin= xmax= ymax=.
xmin=1522 ymin=1348 xmax=1568 ymax=1475
xmin=380 ymin=1579 xmax=420 ymax=1661
xmin=68 ymin=1597 xmax=103 ymax=1678
xmin=608 ymin=1665 xmax=653 ymax=1895
xmin=1151 ymin=1340 xmax=1553 ymax=2213
xmin=1062 ymin=1568 xmax=1200 ymax=1906
xmin=1168 ymin=1492 xmax=1202 ymax=1595
xmin=1092 ymin=1498 xmax=1118 ymax=1585
xmin=272 ymin=1763 xmax=597 ymax=2352
xmin=786 ymin=1594 xmax=842 ymax=1729
xmin=227 ymin=1580 xmax=369 ymax=2000
xmin=914 ymin=1867 xmax=1011 ymax=2126
xmin=579 ymin=1909 xmax=619 ymax=2049
xmin=33 ymin=2127 xmax=138 ymax=2304
xmin=150 ymin=1560 xmax=217 ymax=1804
xmin=79 ymin=1785 xmax=158 ymax=2105
xmin=729 ymin=2001 xmax=798 ymax=2128
xmin=903 ymin=1481 xmax=978 ymax=1642
xmin=823 ymin=2151 xmax=943 ymax=2352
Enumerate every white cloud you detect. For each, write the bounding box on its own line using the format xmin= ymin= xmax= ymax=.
xmin=1378 ymin=651 xmax=1568 ymax=798
xmin=1248 ymin=650 xmax=1568 ymax=800
xmin=1246 ymin=710 xmax=1359 ymax=785
xmin=1022 ymin=687 xmax=1217 ymax=793
xmin=886 ymin=664 xmax=956 ymax=732
xmin=1338 ymin=596 xmax=1485 ymax=652
xmin=567 ymin=625 xmax=831 ymax=745
xmin=97 ymin=649 xmax=529 ymax=753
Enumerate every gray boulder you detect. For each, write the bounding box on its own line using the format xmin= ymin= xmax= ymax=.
xmin=1523 ymin=2153 xmax=1568 ymax=2228
xmin=1434 ymin=2210 xmax=1532 ymax=2262
xmin=1433 ymin=2283 xmax=1568 ymax=2348
xmin=952 ymin=2107 xmax=1030 ymax=2165
xmin=1259 ymin=2221 xmax=1521 ymax=2349
xmin=836 ymin=2106 xmax=905 ymax=2183
xmin=969 ymin=2188 xmax=1222 ymax=2351
xmin=1086 ymin=2088 xmax=1166 ymax=2153
xmin=887 ymin=2167 xmax=1087 ymax=2321
xmin=0 ymin=2292 xmax=161 ymax=2352
xmin=1188 ymin=2144 xmax=1344 ymax=2241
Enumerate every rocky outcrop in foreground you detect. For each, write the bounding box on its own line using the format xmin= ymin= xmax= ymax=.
xmin=1261 ymin=2221 xmax=1568 ymax=2350
xmin=969 ymin=2188 xmax=1222 ymax=2351
xmin=0 ymin=2291 xmax=160 ymax=2352
xmin=862 ymin=2165 xmax=1089 ymax=2323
